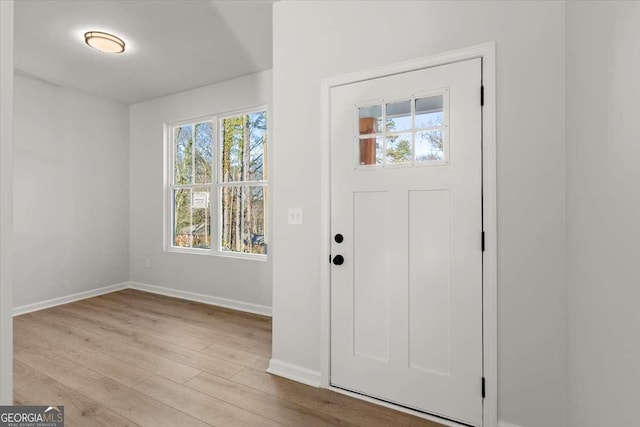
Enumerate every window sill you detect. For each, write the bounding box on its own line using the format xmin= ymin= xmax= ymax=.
xmin=165 ymin=247 xmax=268 ymax=261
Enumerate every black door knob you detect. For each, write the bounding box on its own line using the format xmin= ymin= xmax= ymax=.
xmin=332 ymin=255 xmax=344 ymax=265
xmin=334 ymin=234 xmax=344 ymax=243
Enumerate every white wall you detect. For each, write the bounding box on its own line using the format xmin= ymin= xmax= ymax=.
xmin=271 ymin=2 xmax=567 ymax=427
xmin=12 ymin=75 xmax=130 ymax=308
xmin=0 ymin=0 xmax=14 ymax=405
xmin=566 ymin=3 xmax=640 ymax=427
xmin=128 ymin=70 xmax=272 ymax=309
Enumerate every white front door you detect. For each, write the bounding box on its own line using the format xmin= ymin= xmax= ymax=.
xmin=330 ymin=58 xmax=483 ymax=426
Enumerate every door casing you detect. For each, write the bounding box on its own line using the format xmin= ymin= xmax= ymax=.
xmin=319 ymin=43 xmax=497 ymax=427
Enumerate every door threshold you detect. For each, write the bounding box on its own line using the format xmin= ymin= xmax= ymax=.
xmin=328 ymin=384 xmax=478 ymax=427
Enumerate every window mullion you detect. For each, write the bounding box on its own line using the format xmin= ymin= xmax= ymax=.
xmin=191 ymin=124 xmax=195 ymax=185
xmin=212 ymin=117 xmax=218 ymax=253
xmin=243 ymin=115 xmax=248 ymax=182
xmin=188 ymin=188 xmax=193 ymax=248
xmin=241 ymin=116 xmax=248 ymax=253
xmin=219 ymin=181 xmax=266 ymax=187
xmin=411 ymin=97 xmax=416 ymax=164
xmin=382 ymin=103 xmax=387 ymax=166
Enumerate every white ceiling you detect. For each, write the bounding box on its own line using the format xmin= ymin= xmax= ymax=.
xmin=14 ymin=0 xmax=273 ymax=104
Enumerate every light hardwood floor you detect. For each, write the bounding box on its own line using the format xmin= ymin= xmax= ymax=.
xmin=13 ymin=289 xmax=442 ymax=427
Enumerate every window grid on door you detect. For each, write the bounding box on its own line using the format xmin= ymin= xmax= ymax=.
xmin=355 ymin=89 xmax=449 ymax=169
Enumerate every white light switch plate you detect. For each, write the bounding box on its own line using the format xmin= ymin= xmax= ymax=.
xmin=288 ymin=208 xmax=304 ymax=225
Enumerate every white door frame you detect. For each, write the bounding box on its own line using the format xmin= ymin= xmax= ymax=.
xmin=0 ymin=0 xmax=14 ymax=406
xmin=319 ymin=43 xmax=497 ymax=427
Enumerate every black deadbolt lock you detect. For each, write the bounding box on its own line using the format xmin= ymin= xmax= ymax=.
xmin=334 ymin=233 xmax=344 ymax=243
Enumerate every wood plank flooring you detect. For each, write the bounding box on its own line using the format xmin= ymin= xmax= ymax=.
xmin=14 ymin=289 xmax=442 ymax=427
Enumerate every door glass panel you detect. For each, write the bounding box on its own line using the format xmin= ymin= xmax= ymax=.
xmin=359 ymin=136 xmax=383 ymax=166
xmin=415 ymin=95 xmax=444 ymax=129
xmin=359 ymin=105 xmax=382 ymax=136
xmin=355 ymin=92 xmax=447 ymax=168
xmin=386 ymin=132 xmax=412 ymax=164
xmin=375 ymin=136 xmax=383 ymax=164
xmin=416 ymin=130 xmax=444 ymax=162
xmin=386 ymin=100 xmax=412 ymax=132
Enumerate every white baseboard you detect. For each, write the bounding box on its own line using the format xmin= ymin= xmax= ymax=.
xmin=13 ymin=281 xmax=272 ymax=318
xmin=498 ymin=421 xmax=524 ymax=427
xmin=128 ymin=281 xmax=272 ymax=317
xmin=267 ymin=358 xmax=321 ymax=387
xmin=13 ymin=282 xmax=129 ymax=316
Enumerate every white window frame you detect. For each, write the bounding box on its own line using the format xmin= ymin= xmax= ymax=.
xmin=164 ymin=105 xmax=268 ymax=260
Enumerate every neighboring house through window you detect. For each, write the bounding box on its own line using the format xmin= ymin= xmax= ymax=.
xmin=166 ymin=107 xmax=267 ymax=258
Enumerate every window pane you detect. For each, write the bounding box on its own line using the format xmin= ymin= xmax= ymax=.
xmin=416 ymin=130 xmax=444 ymax=162
xmin=173 ymin=188 xmax=211 ymax=249
xmin=221 ymin=112 xmax=268 ymax=182
xmin=359 ymin=105 xmax=382 ymax=136
xmin=220 ymin=185 xmax=267 ymax=255
xmin=243 ymin=186 xmax=267 ymax=255
xmin=358 ymin=136 xmax=383 ymax=166
xmin=415 ymin=95 xmax=444 ymax=128
xmin=174 ymin=125 xmax=193 ymax=184
xmin=173 ymin=188 xmax=191 ymax=247
xmin=221 ymin=115 xmax=245 ymax=182
xmin=386 ymin=132 xmax=413 ymax=164
xmin=248 ymin=111 xmax=267 ymax=181
xmin=191 ymin=188 xmax=211 ymax=249
xmin=220 ymin=185 xmax=242 ymax=252
xmin=194 ymin=122 xmax=213 ymax=184
xmin=386 ymin=100 xmax=412 ymax=132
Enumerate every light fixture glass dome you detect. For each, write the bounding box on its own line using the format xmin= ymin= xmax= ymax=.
xmin=84 ymin=31 xmax=125 ymax=54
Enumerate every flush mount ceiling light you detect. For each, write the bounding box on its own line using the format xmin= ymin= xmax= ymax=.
xmin=84 ymin=31 xmax=125 ymax=54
